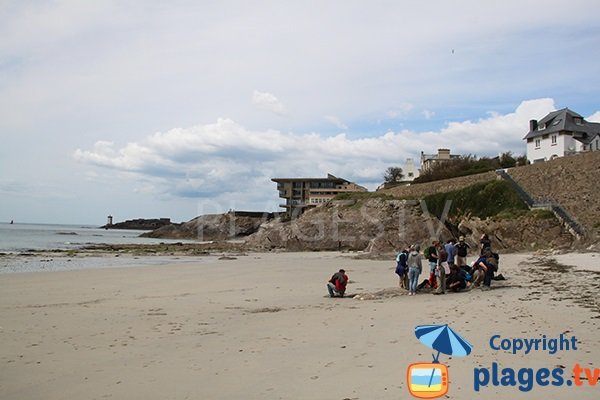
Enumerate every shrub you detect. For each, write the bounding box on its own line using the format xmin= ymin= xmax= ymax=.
xmin=422 ymin=180 xmax=529 ymax=220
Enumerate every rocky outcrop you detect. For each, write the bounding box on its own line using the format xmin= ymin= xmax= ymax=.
xmin=245 ymin=198 xmax=574 ymax=253
xmin=101 ymin=218 xmax=172 ymax=230
xmin=141 ymin=212 xmax=274 ymax=241
xmin=245 ymin=198 xmax=453 ymax=253
xmin=456 ymin=212 xmax=573 ymax=252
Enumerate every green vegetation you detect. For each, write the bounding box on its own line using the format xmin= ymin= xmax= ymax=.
xmin=422 ymin=180 xmax=529 ymax=220
xmin=383 ymin=166 xmax=404 ymax=184
xmin=530 ymin=209 xmax=556 ymax=220
xmin=415 ymin=152 xmax=527 ymax=184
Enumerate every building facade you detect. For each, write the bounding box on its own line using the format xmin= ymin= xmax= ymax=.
xmin=524 ymin=108 xmax=600 ymax=163
xmin=272 ymin=174 xmax=367 ymax=217
xmin=403 ymin=158 xmax=420 ymax=181
xmin=420 ymin=148 xmax=460 ymax=172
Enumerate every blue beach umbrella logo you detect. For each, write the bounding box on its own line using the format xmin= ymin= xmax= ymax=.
xmin=415 ymin=324 xmax=473 ymax=361
xmin=407 ymin=324 xmax=473 ymax=399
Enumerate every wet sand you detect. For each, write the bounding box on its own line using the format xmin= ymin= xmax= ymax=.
xmin=1 ymin=251 xmax=599 ymax=399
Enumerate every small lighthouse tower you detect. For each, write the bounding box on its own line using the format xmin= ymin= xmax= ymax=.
xmin=107 ymin=215 xmax=113 ymax=227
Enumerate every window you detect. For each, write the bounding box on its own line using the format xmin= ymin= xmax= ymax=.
xmin=596 ymin=139 xmax=599 ymax=150
xmin=535 ymin=139 xmax=541 ymax=148
xmin=551 ymin=135 xmax=557 ymax=145
xmin=552 ymin=119 xmax=562 ymax=126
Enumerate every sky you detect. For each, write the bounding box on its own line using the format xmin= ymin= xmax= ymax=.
xmin=1 ymin=0 xmax=600 ymax=225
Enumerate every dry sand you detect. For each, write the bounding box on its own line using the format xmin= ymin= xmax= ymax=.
xmin=1 ymin=251 xmax=599 ymax=399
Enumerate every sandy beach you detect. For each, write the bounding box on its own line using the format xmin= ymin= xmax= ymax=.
xmin=1 ymin=251 xmax=599 ymax=399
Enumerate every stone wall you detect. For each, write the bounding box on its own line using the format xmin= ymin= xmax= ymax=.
xmin=507 ymin=151 xmax=600 ymax=240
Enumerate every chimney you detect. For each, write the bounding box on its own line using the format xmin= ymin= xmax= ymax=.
xmin=529 ymin=119 xmax=538 ymax=132
xmin=437 ymin=148 xmax=450 ymax=160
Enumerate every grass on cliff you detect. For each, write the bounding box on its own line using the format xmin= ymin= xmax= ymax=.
xmin=422 ymin=180 xmax=529 ymax=220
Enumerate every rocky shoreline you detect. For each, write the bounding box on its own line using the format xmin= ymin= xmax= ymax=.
xmin=101 ymin=218 xmax=173 ymax=230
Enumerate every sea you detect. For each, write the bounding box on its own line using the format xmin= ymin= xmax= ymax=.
xmin=0 ymin=222 xmax=209 ymax=274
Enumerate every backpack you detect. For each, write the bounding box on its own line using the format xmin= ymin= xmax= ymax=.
xmin=423 ymin=246 xmax=431 ymax=259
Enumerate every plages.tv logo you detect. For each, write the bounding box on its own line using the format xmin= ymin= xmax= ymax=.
xmin=407 ymin=324 xmax=473 ymax=399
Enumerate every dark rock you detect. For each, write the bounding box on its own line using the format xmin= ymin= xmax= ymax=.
xmin=140 ymin=212 xmax=274 ymax=241
xmin=101 ymin=218 xmax=173 ymax=230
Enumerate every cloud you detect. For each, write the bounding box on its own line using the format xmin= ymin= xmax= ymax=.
xmin=422 ymin=110 xmax=435 ymax=120
xmin=588 ymin=111 xmax=600 ymax=123
xmin=252 ymin=90 xmax=285 ymax=115
xmin=74 ymin=98 xmax=561 ymax=210
xmin=386 ymin=103 xmax=414 ymax=119
xmin=324 ymin=115 xmax=348 ymax=130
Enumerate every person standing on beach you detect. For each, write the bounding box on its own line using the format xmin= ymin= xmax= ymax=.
xmin=426 ymin=240 xmax=439 ymax=288
xmin=407 ymin=245 xmax=423 ymax=296
xmin=480 ymin=233 xmax=492 ymax=255
xmin=444 ymin=239 xmax=456 ymax=267
xmin=455 ymin=236 xmax=471 ymax=267
xmin=434 ymin=246 xmax=448 ymax=295
xmin=395 ymin=247 xmax=409 ymax=289
xmin=327 ymin=269 xmax=349 ymax=297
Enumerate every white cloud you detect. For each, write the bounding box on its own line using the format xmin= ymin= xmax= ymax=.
xmin=422 ymin=109 xmax=435 ymax=120
xmin=252 ymin=90 xmax=285 ymax=115
xmin=74 ymin=98 xmax=557 ymax=210
xmin=324 ymin=115 xmax=348 ymax=130
xmin=386 ymin=103 xmax=414 ymax=119
xmin=588 ymin=111 xmax=600 ymax=123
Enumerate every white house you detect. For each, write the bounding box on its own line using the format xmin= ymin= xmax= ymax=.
xmin=524 ymin=108 xmax=600 ymax=163
xmin=403 ymin=158 xmax=420 ymax=181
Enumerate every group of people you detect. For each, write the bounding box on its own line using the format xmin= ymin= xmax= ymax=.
xmin=394 ymin=233 xmax=499 ymax=296
xmin=325 ymin=233 xmax=499 ymax=298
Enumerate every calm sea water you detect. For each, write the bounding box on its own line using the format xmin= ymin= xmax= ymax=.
xmin=0 ymin=222 xmax=209 ymax=273
xmin=0 ymin=222 xmax=196 ymax=252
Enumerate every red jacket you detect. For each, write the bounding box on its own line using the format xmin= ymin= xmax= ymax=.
xmin=330 ymin=272 xmax=348 ymax=292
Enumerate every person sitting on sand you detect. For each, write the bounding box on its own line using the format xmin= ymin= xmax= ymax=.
xmin=327 ymin=269 xmax=349 ymax=297
xmin=446 ymin=264 xmax=467 ymax=292
xmin=471 ymin=249 xmax=497 ymax=290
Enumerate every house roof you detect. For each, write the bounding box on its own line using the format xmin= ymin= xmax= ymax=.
xmin=524 ymin=108 xmax=600 ymax=143
xmin=271 ymin=174 xmax=350 ymax=184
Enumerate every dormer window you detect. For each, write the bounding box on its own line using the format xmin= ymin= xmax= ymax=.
xmin=538 ymin=123 xmax=545 ymax=131
xmin=552 ymin=119 xmax=561 ymax=126
xmin=574 ymin=117 xmax=583 ymax=125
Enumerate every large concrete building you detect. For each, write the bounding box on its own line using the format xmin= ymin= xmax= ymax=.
xmin=272 ymin=174 xmax=367 ymax=217
xmin=524 ymin=108 xmax=600 ymax=163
